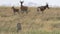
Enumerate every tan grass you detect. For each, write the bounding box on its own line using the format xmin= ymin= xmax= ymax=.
xmin=0 ymin=6 xmax=60 ymax=34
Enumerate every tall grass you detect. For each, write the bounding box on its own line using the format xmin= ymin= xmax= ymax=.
xmin=0 ymin=7 xmax=60 ymax=34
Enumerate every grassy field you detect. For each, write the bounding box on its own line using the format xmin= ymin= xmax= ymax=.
xmin=0 ymin=6 xmax=60 ymax=34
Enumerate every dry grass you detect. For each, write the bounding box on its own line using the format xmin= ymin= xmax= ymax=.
xmin=0 ymin=6 xmax=60 ymax=34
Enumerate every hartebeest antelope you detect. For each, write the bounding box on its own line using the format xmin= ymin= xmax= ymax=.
xmin=12 ymin=6 xmax=20 ymax=15
xmin=37 ymin=3 xmax=49 ymax=13
xmin=20 ymin=1 xmax=28 ymax=14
